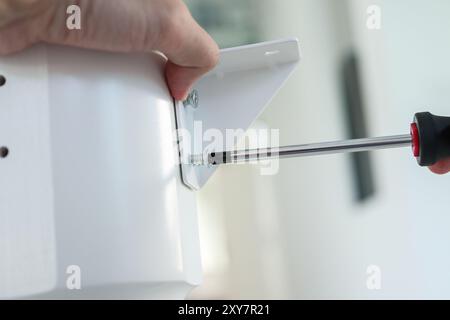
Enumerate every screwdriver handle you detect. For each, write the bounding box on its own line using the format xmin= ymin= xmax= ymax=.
xmin=413 ymin=112 xmax=450 ymax=166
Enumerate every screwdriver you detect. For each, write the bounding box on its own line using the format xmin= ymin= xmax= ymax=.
xmin=191 ymin=112 xmax=450 ymax=167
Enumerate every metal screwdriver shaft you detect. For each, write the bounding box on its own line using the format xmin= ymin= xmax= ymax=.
xmin=192 ymin=134 xmax=412 ymax=166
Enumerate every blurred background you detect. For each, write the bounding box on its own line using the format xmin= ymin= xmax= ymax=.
xmin=184 ymin=0 xmax=450 ymax=299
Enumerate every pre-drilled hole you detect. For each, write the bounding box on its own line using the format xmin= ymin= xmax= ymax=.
xmin=0 ymin=147 xmax=9 ymax=158
xmin=0 ymin=75 xmax=6 ymax=87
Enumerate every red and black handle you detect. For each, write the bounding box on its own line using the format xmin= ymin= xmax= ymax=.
xmin=411 ymin=112 xmax=450 ymax=166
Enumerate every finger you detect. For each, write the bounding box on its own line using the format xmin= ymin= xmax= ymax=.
xmin=157 ymin=2 xmax=219 ymax=100
xmin=0 ymin=18 xmax=42 ymax=55
xmin=0 ymin=0 xmax=54 ymax=54
xmin=429 ymin=158 xmax=450 ymax=175
xmin=0 ymin=0 xmax=53 ymax=28
xmin=164 ymin=60 xmax=210 ymax=100
xmin=157 ymin=2 xmax=219 ymax=68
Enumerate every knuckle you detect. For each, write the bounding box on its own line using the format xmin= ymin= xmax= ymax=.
xmin=158 ymin=0 xmax=188 ymax=37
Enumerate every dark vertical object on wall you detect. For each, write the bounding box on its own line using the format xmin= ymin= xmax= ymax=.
xmin=341 ymin=53 xmax=376 ymax=202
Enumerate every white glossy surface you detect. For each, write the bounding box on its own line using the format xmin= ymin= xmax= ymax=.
xmin=0 ymin=45 xmax=201 ymax=299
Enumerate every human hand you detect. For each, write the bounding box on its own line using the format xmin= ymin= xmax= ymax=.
xmin=429 ymin=159 xmax=450 ymax=175
xmin=0 ymin=0 xmax=219 ymax=100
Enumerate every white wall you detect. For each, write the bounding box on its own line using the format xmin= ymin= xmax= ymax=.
xmin=348 ymin=0 xmax=450 ymax=298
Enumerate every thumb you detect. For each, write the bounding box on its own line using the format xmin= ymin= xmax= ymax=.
xmin=164 ymin=60 xmax=213 ymax=101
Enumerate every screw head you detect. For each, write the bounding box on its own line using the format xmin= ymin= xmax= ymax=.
xmin=183 ymin=90 xmax=199 ymax=109
xmin=0 ymin=146 xmax=9 ymax=158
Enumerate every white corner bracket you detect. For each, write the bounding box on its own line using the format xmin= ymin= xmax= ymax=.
xmin=175 ymin=38 xmax=301 ymax=190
